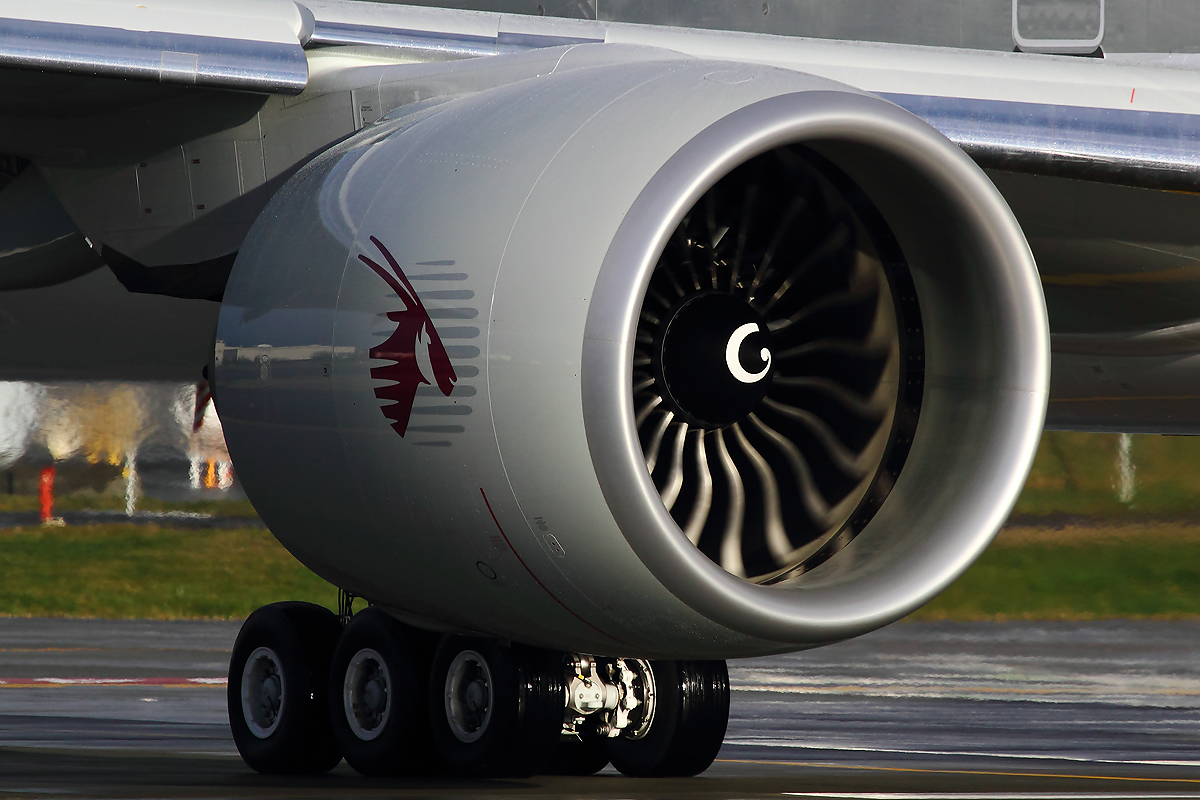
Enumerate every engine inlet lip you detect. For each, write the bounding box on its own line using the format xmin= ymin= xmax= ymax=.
xmin=582 ymin=89 xmax=1049 ymax=645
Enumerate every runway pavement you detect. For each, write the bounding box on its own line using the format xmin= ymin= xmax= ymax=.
xmin=3 ymin=618 xmax=1200 ymax=798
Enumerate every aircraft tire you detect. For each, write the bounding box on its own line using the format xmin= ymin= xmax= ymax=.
xmin=606 ymin=660 xmax=730 ymax=777
xmin=227 ymin=602 xmax=343 ymax=774
xmin=548 ymin=732 xmax=611 ymax=775
xmin=428 ymin=636 xmax=565 ymax=777
xmin=328 ymin=607 xmax=438 ymax=776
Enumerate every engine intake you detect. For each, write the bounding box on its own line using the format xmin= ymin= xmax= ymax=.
xmin=630 ymin=145 xmax=922 ymax=586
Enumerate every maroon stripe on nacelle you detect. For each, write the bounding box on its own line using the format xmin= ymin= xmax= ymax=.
xmin=479 ymin=488 xmax=631 ymax=648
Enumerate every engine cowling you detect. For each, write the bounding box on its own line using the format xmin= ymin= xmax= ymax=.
xmin=215 ymin=47 xmax=1048 ymax=658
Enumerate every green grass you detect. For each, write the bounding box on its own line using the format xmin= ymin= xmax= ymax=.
xmin=912 ymin=523 xmax=1200 ymax=621
xmin=3 ymin=520 xmax=1200 ymax=622
xmin=914 ymin=431 xmax=1200 ymax=618
xmin=1014 ymin=431 xmax=1200 ymax=518
xmin=0 ymin=524 xmax=334 ymax=619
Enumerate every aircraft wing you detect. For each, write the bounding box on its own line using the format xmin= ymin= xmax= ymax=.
xmin=299 ymin=1 xmax=1200 ymax=191
xmin=0 ymin=0 xmax=312 ymax=95
xmin=0 ymin=0 xmax=1197 ymax=187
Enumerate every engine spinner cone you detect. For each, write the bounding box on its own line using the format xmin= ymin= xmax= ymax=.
xmin=653 ymin=291 xmax=774 ymax=429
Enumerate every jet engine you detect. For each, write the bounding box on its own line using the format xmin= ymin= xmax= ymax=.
xmin=215 ymin=48 xmax=1048 ymax=659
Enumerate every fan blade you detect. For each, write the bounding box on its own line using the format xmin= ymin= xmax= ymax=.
xmin=771 ymin=376 xmax=887 ymax=420
xmin=659 ymin=422 xmax=689 ymax=510
xmin=712 ymin=429 xmax=747 ymax=578
xmin=635 ymin=395 xmax=663 ymax=428
xmin=729 ymin=422 xmax=792 ymax=568
xmin=745 ymin=412 xmax=833 ymax=529
xmin=760 ymin=397 xmax=870 ymax=480
xmin=747 ymin=194 xmax=807 ymax=302
xmin=644 ymin=410 xmax=675 ymax=474
xmin=683 ymin=431 xmax=714 ymax=545
xmin=762 ymin=222 xmax=851 ymax=314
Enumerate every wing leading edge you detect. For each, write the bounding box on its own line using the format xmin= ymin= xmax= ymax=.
xmin=0 ymin=0 xmax=312 ymax=95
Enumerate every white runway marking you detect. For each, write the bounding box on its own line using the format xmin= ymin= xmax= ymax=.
xmin=729 ymin=738 xmax=1200 ymax=768
xmin=0 ymin=677 xmax=225 ymax=687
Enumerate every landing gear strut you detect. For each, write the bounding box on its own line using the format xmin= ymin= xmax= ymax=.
xmin=228 ymin=602 xmax=730 ymax=779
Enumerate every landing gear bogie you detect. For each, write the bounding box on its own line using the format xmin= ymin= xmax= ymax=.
xmin=228 ymin=600 xmax=731 ymax=780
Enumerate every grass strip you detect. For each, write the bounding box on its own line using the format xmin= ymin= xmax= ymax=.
xmin=4 ymin=521 xmax=1200 ymax=622
xmin=1014 ymin=431 xmax=1200 ymax=518
xmin=0 ymin=524 xmax=334 ymax=619
xmin=911 ymin=522 xmax=1200 ymax=621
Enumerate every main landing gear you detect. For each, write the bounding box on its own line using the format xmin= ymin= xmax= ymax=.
xmin=227 ymin=601 xmax=730 ymax=778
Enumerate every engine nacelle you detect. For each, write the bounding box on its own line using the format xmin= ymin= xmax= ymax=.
xmin=216 ymin=47 xmax=1048 ymax=658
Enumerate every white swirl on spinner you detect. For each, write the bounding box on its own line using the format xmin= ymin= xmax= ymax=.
xmin=725 ymin=323 xmax=771 ymax=384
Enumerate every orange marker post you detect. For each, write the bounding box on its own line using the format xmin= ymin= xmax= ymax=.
xmin=39 ymin=466 xmax=54 ymax=523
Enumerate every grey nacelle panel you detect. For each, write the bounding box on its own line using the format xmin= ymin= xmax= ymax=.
xmin=215 ymin=53 xmax=764 ymax=656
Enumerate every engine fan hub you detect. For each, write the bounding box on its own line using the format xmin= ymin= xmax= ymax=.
xmin=653 ymin=291 xmax=773 ymax=428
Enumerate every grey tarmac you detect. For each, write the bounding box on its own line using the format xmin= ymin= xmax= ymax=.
xmin=2 ymin=618 xmax=1200 ymax=798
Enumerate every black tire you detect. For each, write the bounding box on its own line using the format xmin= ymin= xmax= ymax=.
xmin=548 ymin=733 xmax=611 ymax=776
xmin=328 ymin=607 xmax=438 ymax=776
xmin=606 ymin=660 xmax=730 ymax=778
xmin=428 ymin=636 xmax=565 ymax=777
xmin=228 ymin=602 xmax=343 ymax=774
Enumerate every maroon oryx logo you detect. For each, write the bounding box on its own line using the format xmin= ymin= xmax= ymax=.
xmin=358 ymin=236 xmax=457 ymax=437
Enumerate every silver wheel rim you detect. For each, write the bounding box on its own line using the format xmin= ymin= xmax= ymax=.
xmin=241 ymin=646 xmax=285 ymax=739
xmin=343 ymin=647 xmax=392 ymax=741
xmin=444 ymin=650 xmax=493 ymax=743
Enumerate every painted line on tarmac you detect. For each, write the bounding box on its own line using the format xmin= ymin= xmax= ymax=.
xmin=785 ymin=794 xmax=1200 ymax=799
xmin=0 ymin=677 xmax=226 ymax=687
xmin=0 ymin=789 xmax=80 ymax=795
xmin=736 ymin=684 xmax=1200 ymax=698
xmin=0 ymin=647 xmax=229 ymax=653
xmin=726 ymin=740 xmax=1200 ymax=767
xmin=721 ymin=758 xmax=1200 ymax=784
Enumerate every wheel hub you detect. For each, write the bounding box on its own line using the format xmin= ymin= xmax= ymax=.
xmin=364 ymin=679 xmax=384 ymax=710
xmin=445 ymin=650 xmax=493 ymax=743
xmin=344 ymin=648 xmax=392 ymax=741
xmin=563 ymin=656 xmax=656 ymax=739
xmin=241 ymin=646 xmax=286 ymax=739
